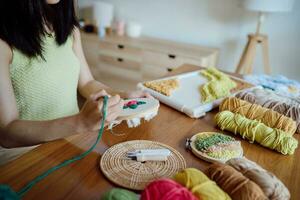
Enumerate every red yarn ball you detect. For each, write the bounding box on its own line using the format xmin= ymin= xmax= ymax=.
xmin=141 ymin=179 xmax=198 ymax=200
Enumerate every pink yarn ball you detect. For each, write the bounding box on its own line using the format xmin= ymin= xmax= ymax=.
xmin=141 ymin=179 xmax=198 ymax=200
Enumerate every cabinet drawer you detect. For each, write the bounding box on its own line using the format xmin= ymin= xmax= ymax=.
xmin=143 ymin=50 xmax=208 ymax=69
xmin=99 ymin=41 xmax=142 ymax=62
xmin=98 ymin=55 xmax=141 ymax=71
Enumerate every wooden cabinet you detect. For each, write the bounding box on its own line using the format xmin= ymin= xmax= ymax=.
xmin=81 ymin=32 xmax=219 ymax=87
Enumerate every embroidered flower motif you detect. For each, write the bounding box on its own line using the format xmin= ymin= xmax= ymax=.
xmin=123 ymin=100 xmax=146 ymax=109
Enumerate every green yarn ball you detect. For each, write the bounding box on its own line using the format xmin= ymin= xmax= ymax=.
xmin=101 ymin=188 xmax=138 ymax=200
xmin=0 ymin=185 xmax=20 ymax=200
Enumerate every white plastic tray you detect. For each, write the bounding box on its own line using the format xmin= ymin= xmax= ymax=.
xmin=137 ymin=70 xmax=257 ymax=118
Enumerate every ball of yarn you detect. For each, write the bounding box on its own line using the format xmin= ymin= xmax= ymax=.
xmin=0 ymin=185 xmax=20 ymax=200
xmin=101 ymin=188 xmax=138 ymax=200
xmin=220 ymin=97 xmax=296 ymax=135
xmin=215 ymin=111 xmax=298 ymax=155
xmin=236 ymin=90 xmax=300 ymax=133
xmin=141 ymin=178 xmax=197 ymax=200
xmin=226 ymin=157 xmax=290 ymax=200
xmin=174 ymin=168 xmax=231 ymax=200
xmin=206 ymin=163 xmax=267 ymax=200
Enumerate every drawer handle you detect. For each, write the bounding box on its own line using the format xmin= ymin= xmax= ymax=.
xmin=168 ymin=54 xmax=176 ymax=59
xmin=117 ymin=58 xmax=124 ymax=62
xmin=167 ymin=68 xmax=173 ymax=72
xmin=118 ymin=44 xmax=125 ymax=49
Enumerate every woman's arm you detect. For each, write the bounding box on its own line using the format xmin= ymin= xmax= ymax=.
xmin=0 ymin=39 xmax=123 ymax=148
xmin=73 ymin=28 xmax=151 ymax=99
xmin=72 ymin=28 xmax=111 ymax=98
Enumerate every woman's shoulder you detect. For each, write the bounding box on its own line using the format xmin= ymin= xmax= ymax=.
xmin=0 ymin=38 xmax=13 ymax=64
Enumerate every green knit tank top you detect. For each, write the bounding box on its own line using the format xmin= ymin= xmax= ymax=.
xmin=10 ymin=34 xmax=80 ymax=121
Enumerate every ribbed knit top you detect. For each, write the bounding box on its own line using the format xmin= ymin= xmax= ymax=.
xmin=9 ymin=34 xmax=80 ymax=121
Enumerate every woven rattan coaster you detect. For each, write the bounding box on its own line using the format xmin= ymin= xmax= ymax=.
xmin=100 ymin=140 xmax=186 ymax=190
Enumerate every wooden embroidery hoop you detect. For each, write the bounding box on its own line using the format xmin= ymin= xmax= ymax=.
xmin=187 ymin=132 xmax=243 ymax=163
xmin=117 ymin=98 xmax=160 ymax=121
xmin=108 ymin=98 xmax=160 ymax=135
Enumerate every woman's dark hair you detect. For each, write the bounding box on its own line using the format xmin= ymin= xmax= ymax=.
xmin=0 ymin=0 xmax=79 ymax=58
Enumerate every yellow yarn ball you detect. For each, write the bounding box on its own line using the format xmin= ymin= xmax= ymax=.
xmin=215 ymin=111 xmax=298 ymax=155
xmin=174 ymin=168 xmax=231 ymax=200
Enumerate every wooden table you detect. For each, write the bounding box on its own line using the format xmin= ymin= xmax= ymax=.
xmin=1 ymin=65 xmax=299 ymax=200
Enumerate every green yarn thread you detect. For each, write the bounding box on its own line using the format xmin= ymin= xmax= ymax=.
xmin=0 ymin=96 xmax=109 ymax=199
xmin=101 ymin=188 xmax=138 ymax=200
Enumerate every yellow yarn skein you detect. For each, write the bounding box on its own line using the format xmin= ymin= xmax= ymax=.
xmin=215 ymin=111 xmax=298 ymax=155
xmin=220 ymin=97 xmax=296 ymax=135
xmin=174 ymin=168 xmax=231 ymax=200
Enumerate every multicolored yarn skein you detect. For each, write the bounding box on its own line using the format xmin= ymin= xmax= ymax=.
xmin=101 ymin=188 xmax=138 ymax=200
xmin=206 ymin=163 xmax=267 ymax=200
xmin=237 ymin=90 xmax=300 ymax=133
xmin=141 ymin=179 xmax=197 ymax=200
xmin=174 ymin=168 xmax=231 ymax=200
xmin=215 ymin=111 xmax=298 ymax=155
xmin=237 ymin=88 xmax=300 ymax=106
xmin=226 ymin=157 xmax=290 ymax=200
xmin=219 ymin=97 xmax=296 ymax=135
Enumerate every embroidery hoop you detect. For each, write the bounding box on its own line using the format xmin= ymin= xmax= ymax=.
xmin=187 ymin=132 xmax=243 ymax=163
xmin=108 ymin=98 xmax=160 ymax=135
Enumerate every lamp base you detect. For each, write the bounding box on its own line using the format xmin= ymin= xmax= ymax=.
xmin=235 ymin=33 xmax=271 ymax=74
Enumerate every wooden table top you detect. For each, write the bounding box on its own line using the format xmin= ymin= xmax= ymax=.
xmin=1 ymin=64 xmax=299 ymax=200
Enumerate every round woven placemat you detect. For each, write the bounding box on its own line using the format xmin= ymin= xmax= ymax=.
xmin=100 ymin=140 xmax=186 ymax=190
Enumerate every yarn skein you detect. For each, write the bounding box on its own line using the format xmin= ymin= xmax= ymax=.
xmin=141 ymin=179 xmax=197 ymax=200
xmin=101 ymin=188 xmax=138 ymax=200
xmin=237 ymin=88 xmax=300 ymax=106
xmin=219 ymin=97 xmax=296 ymax=135
xmin=236 ymin=90 xmax=300 ymax=133
xmin=174 ymin=168 xmax=231 ymax=200
xmin=215 ymin=111 xmax=298 ymax=155
xmin=226 ymin=157 xmax=290 ymax=200
xmin=206 ymin=163 xmax=267 ymax=200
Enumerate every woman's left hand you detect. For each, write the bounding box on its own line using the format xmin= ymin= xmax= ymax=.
xmin=121 ymin=90 xmax=153 ymax=99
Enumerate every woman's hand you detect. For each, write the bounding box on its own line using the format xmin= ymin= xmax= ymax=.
xmin=121 ymin=90 xmax=153 ymax=99
xmin=77 ymin=90 xmax=124 ymax=132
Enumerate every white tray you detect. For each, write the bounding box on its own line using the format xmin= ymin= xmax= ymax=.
xmin=137 ymin=70 xmax=257 ymax=118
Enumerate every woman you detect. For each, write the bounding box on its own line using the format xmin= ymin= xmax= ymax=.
xmin=0 ymin=0 xmax=150 ymax=165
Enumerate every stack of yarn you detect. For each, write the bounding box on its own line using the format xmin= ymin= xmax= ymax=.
xmin=215 ymin=97 xmax=298 ymax=155
xmin=103 ymin=157 xmax=290 ymax=200
xmin=206 ymin=157 xmax=290 ymax=200
xmin=236 ymin=88 xmax=300 ymax=133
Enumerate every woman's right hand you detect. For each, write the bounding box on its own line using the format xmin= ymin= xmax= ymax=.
xmin=77 ymin=90 xmax=124 ymax=132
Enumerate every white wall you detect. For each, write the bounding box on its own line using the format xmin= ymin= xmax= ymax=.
xmin=78 ymin=0 xmax=300 ymax=80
